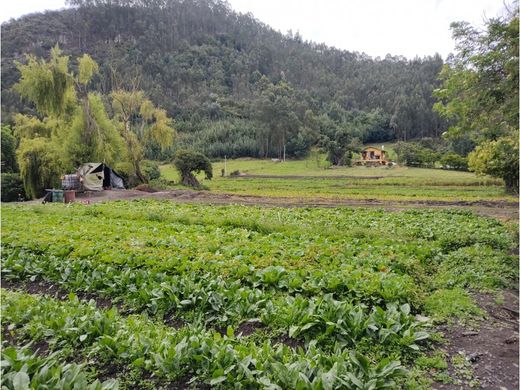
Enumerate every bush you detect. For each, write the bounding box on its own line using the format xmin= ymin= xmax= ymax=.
xmin=394 ymin=142 xmax=439 ymax=168
xmin=141 ymin=160 xmax=161 ymax=181
xmin=1 ymin=173 xmax=26 ymax=202
xmin=469 ymin=136 xmax=519 ymax=194
xmin=173 ymin=150 xmax=212 ymax=188
xmin=440 ymin=152 xmax=468 ymax=171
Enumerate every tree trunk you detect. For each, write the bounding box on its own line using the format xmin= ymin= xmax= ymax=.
xmin=505 ymin=176 xmax=519 ymax=195
xmin=134 ymin=160 xmax=147 ymax=183
xmin=181 ymin=172 xmax=200 ymax=187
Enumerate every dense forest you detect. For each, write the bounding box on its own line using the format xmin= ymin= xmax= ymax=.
xmin=1 ymin=0 xmax=447 ymax=159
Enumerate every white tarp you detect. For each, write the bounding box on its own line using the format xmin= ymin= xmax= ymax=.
xmin=77 ymin=163 xmax=124 ymax=191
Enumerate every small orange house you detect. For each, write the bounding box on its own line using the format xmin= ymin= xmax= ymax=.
xmin=356 ymin=146 xmax=388 ymax=166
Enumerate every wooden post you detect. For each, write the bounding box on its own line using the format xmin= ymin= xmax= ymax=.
xmin=224 ymin=155 xmax=227 ymax=176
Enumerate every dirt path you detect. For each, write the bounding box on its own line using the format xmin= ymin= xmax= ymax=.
xmin=70 ymin=189 xmax=519 ymax=221
xmin=433 ymin=290 xmax=519 ymax=390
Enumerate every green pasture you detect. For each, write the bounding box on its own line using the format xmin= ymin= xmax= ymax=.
xmin=159 ymin=156 xmax=513 ymax=202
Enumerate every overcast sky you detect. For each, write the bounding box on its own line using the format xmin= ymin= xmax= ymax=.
xmin=0 ymin=0 xmax=510 ymax=59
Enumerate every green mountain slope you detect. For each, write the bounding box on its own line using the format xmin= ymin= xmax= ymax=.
xmin=1 ymin=0 xmax=447 ymax=158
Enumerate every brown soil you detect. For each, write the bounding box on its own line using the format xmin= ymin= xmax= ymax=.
xmin=59 ymin=189 xmax=519 ymax=221
xmin=2 ymin=323 xmax=50 ymax=356
xmin=236 ymin=320 xmax=266 ymax=336
xmin=273 ymin=334 xmax=305 ymax=349
xmin=433 ymin=289 xmax=519 ymax=390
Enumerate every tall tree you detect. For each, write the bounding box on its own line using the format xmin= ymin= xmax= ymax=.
xmin=111 ymin=89 xmax=175 ymax=182
xmin=434 ymin=5 xmax=519 ymax=193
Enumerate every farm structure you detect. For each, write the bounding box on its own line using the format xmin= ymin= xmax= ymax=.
xmin=356 ymin=146 xmax=388 ymax=166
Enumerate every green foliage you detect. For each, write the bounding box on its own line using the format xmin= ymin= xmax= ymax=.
xmin=1 ymin=345 xmax=118 ymax=389
xmin=320 ymin=129 xmax=359 ymax=166
xmin=468 ymin=136 xmax=519 ymax=193
xmin=2 ymin=0 xmax=447 ymax=161
xmin=440 ymin=152 xmax=468 ymax=171
xmin=111 ymin=89 xmax=176 ymax=182
xmin=11 ymin=46 xmax=175 ymax=189
xmin=423 ymin=289 xmax=483 ymax=322
xmin=394 ymin=142 xmax=439 ymax=168
xmin=16 ymin=137 xmax=63 ymax=199
xmin=65 ymin=93 xmax=127 ymax=167
xmin=434 ymin=8 xmax=519 ymax=191
xmin=1 ymin=173 xmax=25 ymax=202
xmin=173 ymin=149 xmax=212 ymax=187
xmin=416 ymin=352 xmax=448 ymax=370
xmin=1 ymin=125 xmax=18 ymax=172
xmin=77 ymin=54 xmax=99 ymax=85
xmin=13 ymin=114 xmax=52 ymax=139
xmin=14 ymin=45 xmax=75 ymax=117
xmin=140 ymin=160 xmax=161 ymax=181
xmin=1 ymin=201 xmax=517 ymax=386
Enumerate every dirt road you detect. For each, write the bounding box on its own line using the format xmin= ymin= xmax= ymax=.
xmin=71 ymin=189 xmax=519 ymax=221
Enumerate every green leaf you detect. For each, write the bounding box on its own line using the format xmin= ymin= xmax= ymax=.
xmin=209 ymin=376 xmax=227 ymax=385
xmin=413 ymin=331 xmax=430 ymax=341
xmin=12 ymin=372 xmax=30 ymax=390
xmin=300 ymin=322 xmax=317 ymax=332
xmin=288 ymin=325 xmax=300 ymax=338
xmin=79 ymin=334 xmax=88 ymax=342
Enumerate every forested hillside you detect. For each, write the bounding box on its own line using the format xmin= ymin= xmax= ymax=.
xmin=1 ymin=0 xmax=447 ymax=159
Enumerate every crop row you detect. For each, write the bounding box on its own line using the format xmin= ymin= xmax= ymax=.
xmin=2 ymin=202 xmax=512 ymax=291
xmin=2 ymin=202 xmax=512 ymax=266
xmin=1 ymin=345 xmax=118 ymax=390
xmin=1 ymin=248 xmax=428 ymax=354
xmin=2 ymin=289 xmax=410 ymax=389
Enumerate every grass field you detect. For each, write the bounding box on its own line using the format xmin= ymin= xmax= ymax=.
xmin=159 ymin=157 xmax=514 ymax=202
xmin=2 ymin=200 xmax=517 ymax=388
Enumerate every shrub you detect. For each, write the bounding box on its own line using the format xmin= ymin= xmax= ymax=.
xmin=440 ymin=152 xmax=468 ymax=171
xmin=1 ymin=173 xmax=26 ymax=202
xmin=141 ymin=160 xmax=161 ymax=181
xmin=468 ymin=136 xmax=519 ymax=194
xmin=394 ymin=142 xmax=439 ymax=168
xmin=173 ymin=150 xmax=212 ymax=187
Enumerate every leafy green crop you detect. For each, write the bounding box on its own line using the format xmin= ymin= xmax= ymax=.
xmin=1 ymin=200 xmax=516 ymax=387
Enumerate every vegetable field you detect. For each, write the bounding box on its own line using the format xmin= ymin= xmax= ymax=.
xmin=1 ymin=200 xmax=517 ymax=389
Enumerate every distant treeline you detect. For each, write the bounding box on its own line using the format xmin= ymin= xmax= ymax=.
xmin=1 ymin=0 xmax=447 ymax=159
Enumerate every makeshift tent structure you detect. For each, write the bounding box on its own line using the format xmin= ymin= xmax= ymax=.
xmin=77 ymin=163 xmax=125 ymax=191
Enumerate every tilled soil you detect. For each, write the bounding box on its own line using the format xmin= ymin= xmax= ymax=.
xmin=59 ymin=189 xmax=520 ymax=221
xmin=433 ymin=290 xmax=519 ymax=390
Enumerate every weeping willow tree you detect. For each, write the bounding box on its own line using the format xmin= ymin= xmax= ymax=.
xmin=16 ymin=137 xmax=63 ymax=199
xmin=64 ymin=92 xmax=127 ymax=168
xmin=14 ymin=46 xmax=175 ymax=196
xmin=111 ymin=89 xmax=175 ymax=182
xmin=14 ymin=46 xmax=128 ymax=197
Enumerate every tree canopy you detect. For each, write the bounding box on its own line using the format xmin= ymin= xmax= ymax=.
xmin=434 ymin=5 xmax=519 ymax=193
xmin=11 ymin=47 xmax=175 ymax=198
xmin=2 ymin=0 xmax=447 ymax=159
